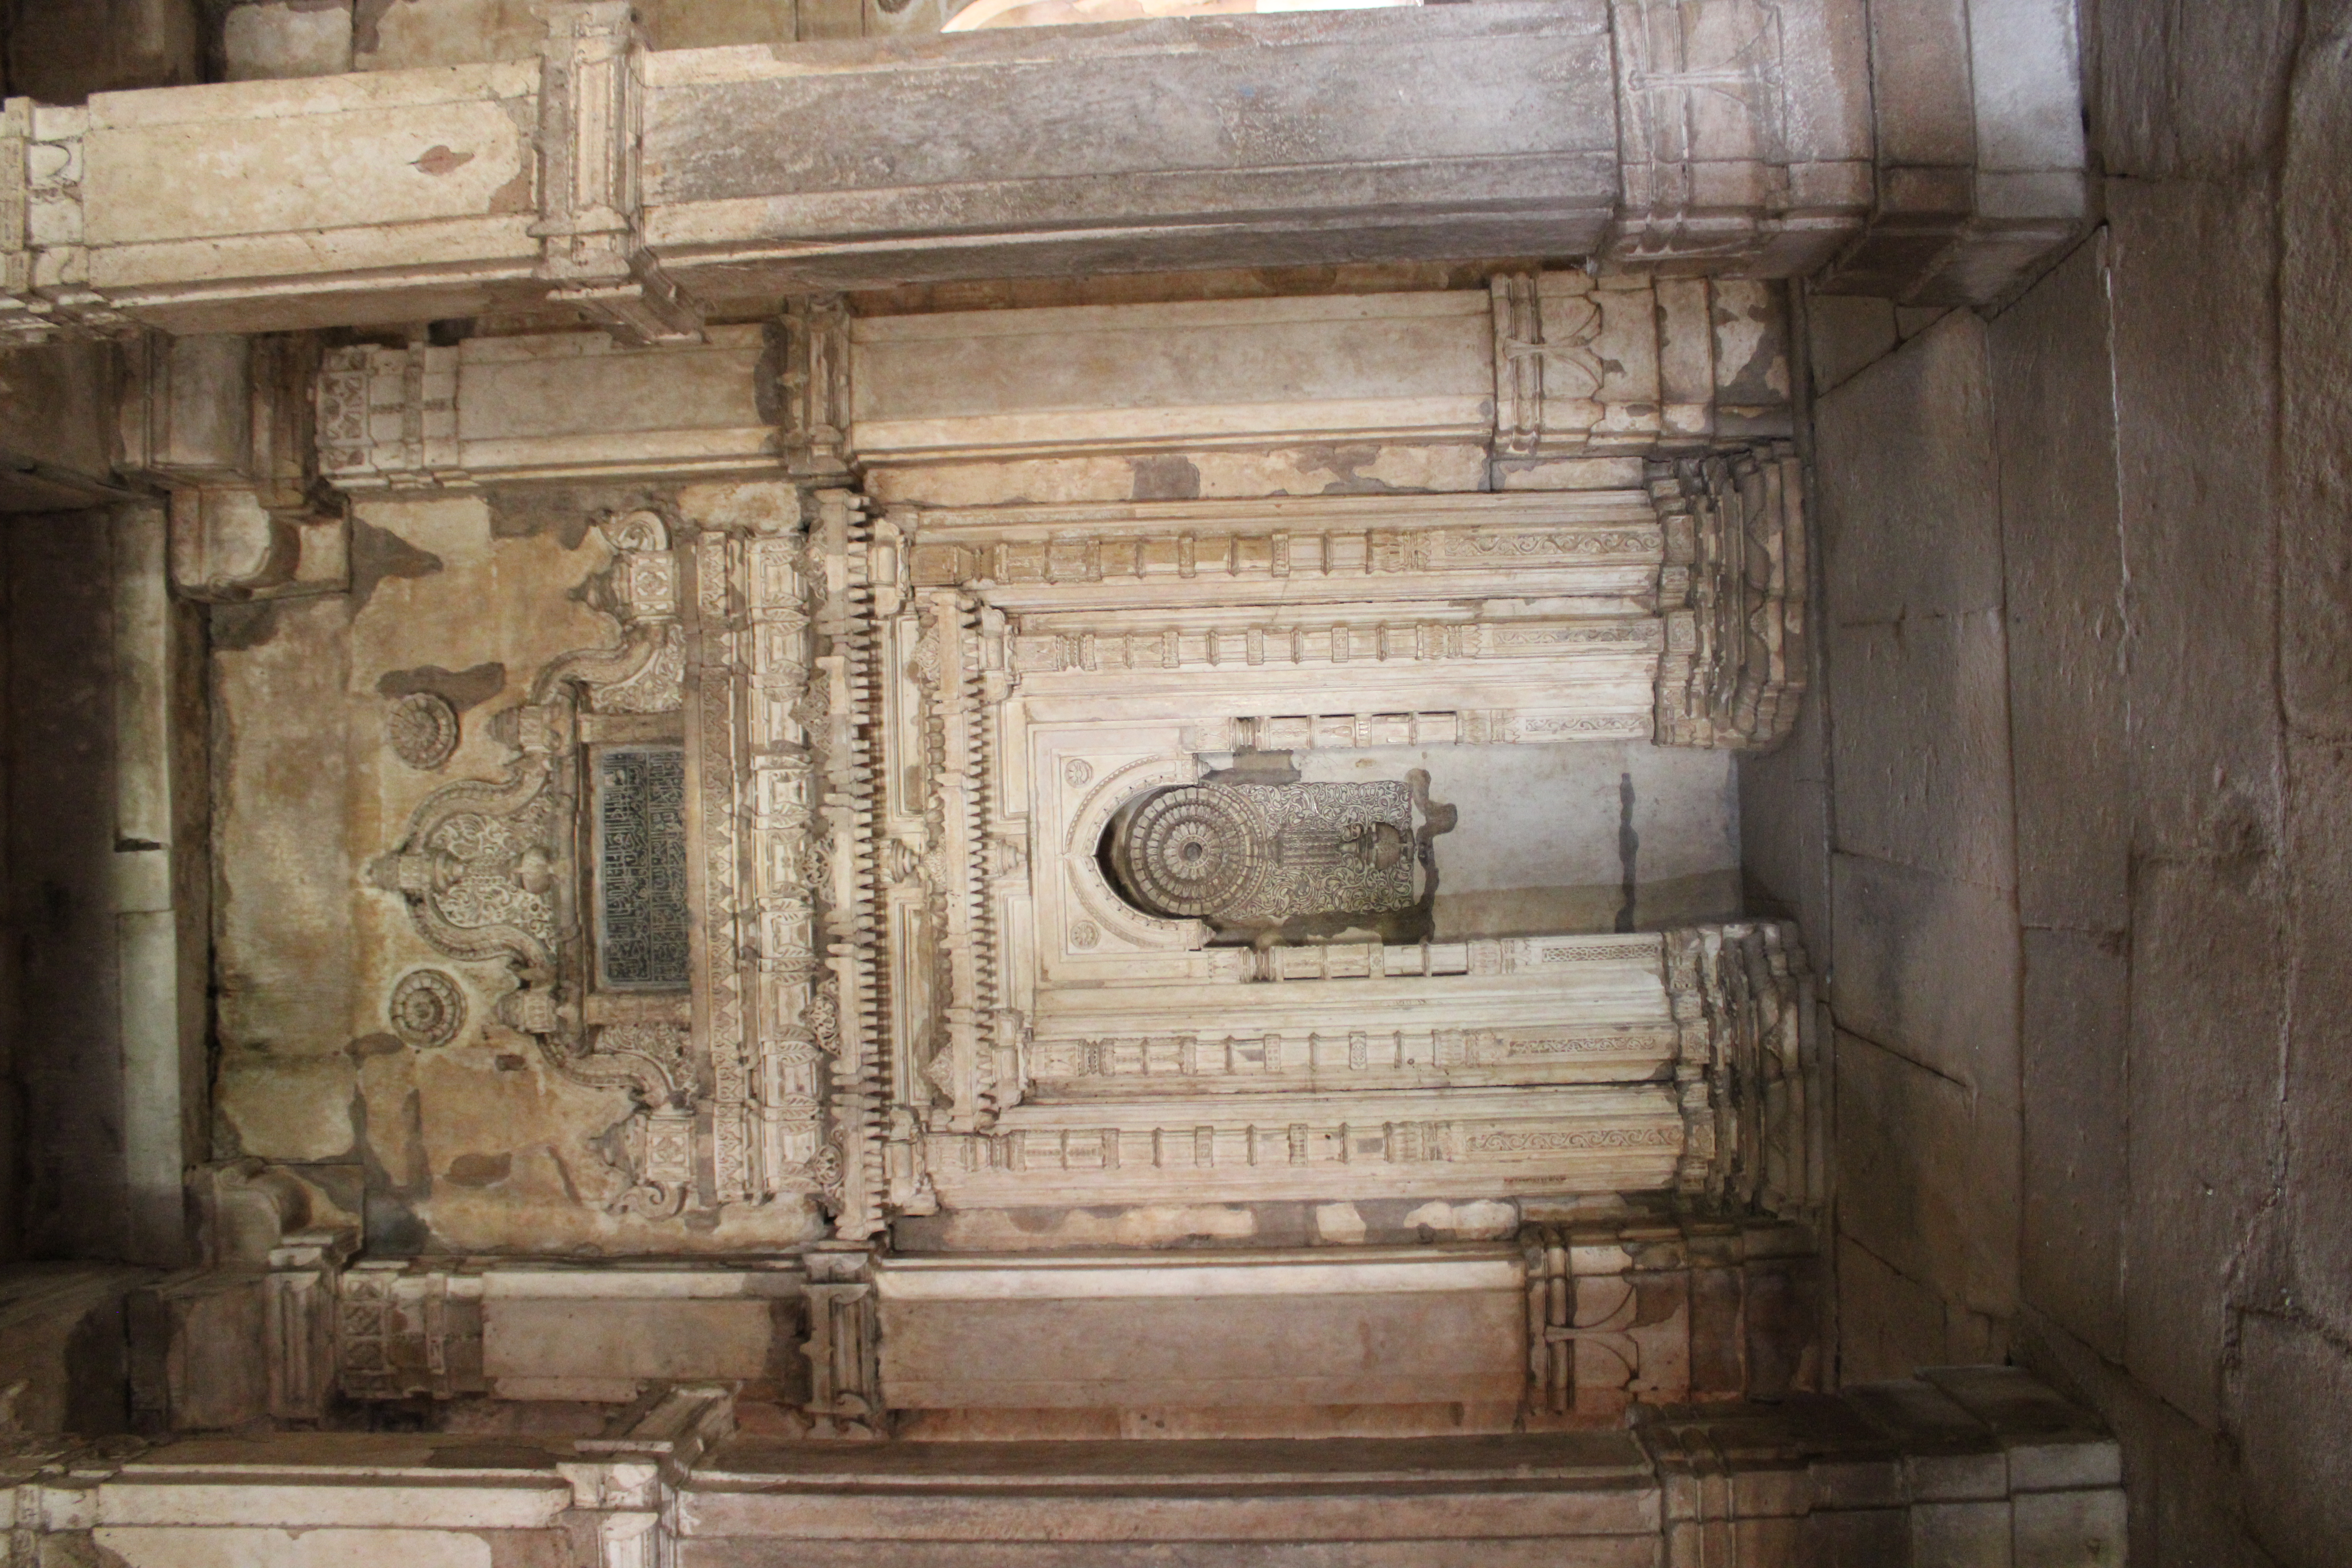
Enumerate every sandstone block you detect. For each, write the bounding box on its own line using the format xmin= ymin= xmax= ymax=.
xmin=1830 ymin=854 xmax=2019 ymax=1093
xmin=2017 ymin=927 xmax=2128 ymax=1362
xmin=1990 ymin=234 xmax=2128 ymax=935
xmin=1817 ymin=310 xmax=2001 ymax=621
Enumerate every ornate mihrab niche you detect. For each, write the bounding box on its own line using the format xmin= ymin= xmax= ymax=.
xmin=867 ymin=477 xmax=1821 ymax=1223
xmin=367 ymin=466 xmax=1817 ymax=1241
xmin=370 ymin=499 xmax=889 ymax=1233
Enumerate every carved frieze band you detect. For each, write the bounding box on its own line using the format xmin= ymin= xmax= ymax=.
xmin=895 ymin=477 xmax=1803 ymax=753
xmin=1485 ymin=271 xmax=1793 ymax=463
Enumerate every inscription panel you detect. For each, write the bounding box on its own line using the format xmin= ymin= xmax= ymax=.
xmin=596 ymin=744 xmax=691 ymax=990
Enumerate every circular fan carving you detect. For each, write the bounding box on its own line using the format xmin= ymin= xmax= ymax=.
xmin=388 ymin=692 xmax=460 ymax=771
xmin=389 ymin=969 xmax=466 ymax=1047
xmin=1107 ymin=785 xmax=1268 ymax=920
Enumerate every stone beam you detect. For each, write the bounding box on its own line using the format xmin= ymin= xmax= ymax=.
xmin=0 ymin=0 xmax=2079 ymax=342
xmin=2 ymin=1368 xmax=2127 ymax=1565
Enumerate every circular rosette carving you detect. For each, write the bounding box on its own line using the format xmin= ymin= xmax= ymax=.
xmin=389 ymin=969 xmax=466 ymax=1047
xmin=387 ymin=693 xmax=459 ymax=771
xmin=1106 ymin=784 xmax=1269 ymax=921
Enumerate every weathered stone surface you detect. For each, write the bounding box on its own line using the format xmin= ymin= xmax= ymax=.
xmin=2109 ymin=180 xmax=2284 ymax=858
xmin=2091 ymin=0 xmax=2301 ymax=180
xmin=1866 ymin=0 xmax=1976 ymax=167
xmin=9 ymin=514 xmax=128 ymax=1257
xmin=2282 ymin=736 xmax=2352 ymax=1348
xmin=2123 ymin=860 xmax=2283 ymax=1434
xmin=1833 ymin=1029 xmax=1986 ymax=1310
xmin=1811 ymin=293 xmax=2025 ymax=1382
xmin=2016 ymin=927 xmax=2127 ymax=1363
xmin=643 ymin=5 xmax=1621 ymax=290
xmin=2235 ymin=1309 xmax=2352 ymax=1566
xmin=1803 ymin=293 xmax=1896 ymax=397
xmin=1829 ymin=853 xmax=2018 ymax=1094
xmin=1818 ymin=310 xmax=2004 ymax=627
xmin=0 ymin=1264 xmax=147 ymax=1432
xmin=2100 ymin=178 xmax=2289 ymax=1442
xmin=1837 ymin=1233 xmax=1949 ymax=1384
xmin=222 ymin=1 xmax=355 ymax=80
xmin=95 ymin=1526 xmax=506 ymax=1568
xmin=1735 ymin=681 xmax=1829 ymax=955
xmin=847 ymin=292 xmax=1492 ymax=470
xmin=0 ymin=0 xmax=2087 ymax=340
xmin=3 ymin=0 xmax=200 ymax=104
xmin=1827 ymin=612 xmax=2016 ymax=891
xmin=2280 ymin=12 xmax=2352 ymax=740
xmin=1991 ymin=232 xmax=2129 ymax=936
xmin=1818 ymin=316 xmax=2015 ymax=906
xmin=871 ymin=1252 xmax=1525 ymax=1417
xmin=357 ymin=0 xmax=544 ymax=71
xmin=82 ymin=64 xmax=545 ymax=332
xmin=0 ymin=341 xmax=122 ymax=505
xmin=484 ymin=1298 xmax=782 ymax=1397
xmin=212 ymin=595 xmax=355 ymax=1067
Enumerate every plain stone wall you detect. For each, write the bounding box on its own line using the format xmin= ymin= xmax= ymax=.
xmin=5 ymin=513 xmax=127 ymax=1260
xmin=1744 ymin=1 xmax=2352 ymax=1561
xmin=4 ymin=0 xmax=200 ymax=103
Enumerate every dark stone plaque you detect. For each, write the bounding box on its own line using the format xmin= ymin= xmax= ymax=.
xmin=595 ymin=745 xmax=690 ymax=989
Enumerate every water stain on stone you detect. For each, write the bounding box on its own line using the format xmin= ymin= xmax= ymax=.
xmin=412 ymin=145 xmax=475 ymax=178
xmin=210 ymin=601 xmax=285 ymax=652
xmin=486 ymin=165 xmax=534 ymax=215
xmin=348 ymin=1033 xmax=406 ymax=1060
xmin=1299 ymin=442 xmax=1401 ymax=494
xmin=349 ymin=518 xmax=444 ymax=611
xmin=351 ymin=1083 xmax=432 ymax=1254
xmin=1131 ymin=454 xmax=1201 ymax=501
xmin=352 ymin=0 xmax=402 ymax=55
xmin=488 ymin=484 xmax=666 ymax=547
xmin=445 ymin=1152 xmax=512 ymax=1188
xmin=377 ymin=661 xmax=506 ymax=715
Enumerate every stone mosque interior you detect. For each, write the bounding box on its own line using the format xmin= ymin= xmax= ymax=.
xmin=0 ymin=0 xmax=2343 ymax=1562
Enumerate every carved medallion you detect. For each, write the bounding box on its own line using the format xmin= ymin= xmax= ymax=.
xmin=389 ymin=969 xmax=466 ymax=1047
xmin=387 ymin=692 xmax=459 ymax=771
xmin=1104 ymin=777 xmax=1447 ymax=937
xmin=1107 ymin=785 xmax=1271 ymax=919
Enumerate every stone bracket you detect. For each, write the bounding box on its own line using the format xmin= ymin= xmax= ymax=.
xmin=1521 ymin=1212 xmax=1820 ymax=1425
xmin=779 ymin=294 xmax=853 ymax=478
xmin=801 ymin=1244 xmax=885 ymax=1438
xmin=118 ymin=330 xmax=350 ymax=602
xmin=562 ymin=1383 xmax=738 ymax=1568
xmin=0 ymin=98 xmax=136 ymax=345
xmin=535 ymin=1 xmax=705 ymax=347
xmin=1604 ymin=0 xmax=1875 ymax=275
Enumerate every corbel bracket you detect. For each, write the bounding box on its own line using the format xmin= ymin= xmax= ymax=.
xmin=534 ymin=3 xmax=704 ymax=347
